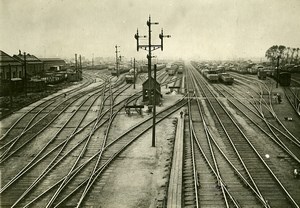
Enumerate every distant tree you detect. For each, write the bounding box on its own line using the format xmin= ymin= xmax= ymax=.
xmin=265 ymin=45 xmax=300 ymax=66
xmin=290 ymin=48 xmax=296 ymax=64
xmin=265 ymin=45 xmax=280 ymax=64
xmin=284 ymin=47 xmax=291 ymax=64
xmin=278 ymin=45 xmax=286 ymax=55
xmin=294 ymin=48 xmax=299 ymax=64
xmin=278 ymin=45 xmax=286 ymax=64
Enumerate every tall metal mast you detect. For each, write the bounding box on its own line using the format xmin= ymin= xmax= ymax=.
xmin=134 ymin=15 xmax=171 ymax=147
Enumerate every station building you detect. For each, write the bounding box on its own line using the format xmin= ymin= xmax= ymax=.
xmin=13 ymin=50 xmax=44 ymax=79
xmin=0 ymin=50 xmax=23 ymax=80
xmin=0 ymin=50 xmax=24 ymax=95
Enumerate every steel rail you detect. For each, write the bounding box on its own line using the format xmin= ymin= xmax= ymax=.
xmin=45 ymin=80 xmax=127 ymax=207
xmin=0 ymin=79 xmax=128 ymax=161
xmin=0 ymin=82 xmax=106 ymax=152
xmin=44 ymin=81 xmax=124 ymax=208
xmin=192 ymin=68 xmax=299 ymax=207
xmin=216 ymin=84 xmax=300 ymax=163
xmin=8 ymin=95 xmax=134 ymax=207
xmin=0 ymin=75 xmax=95 ymax=140
xmin=231 ymin=75 xmax=300 ymax=147
xmin=189 ymin=66 xmax=267 ymax=203
xmin=0 ymin=83 xmax=109 ymax=161
xmin=9 ymin=86 xmax=137 ymax=207
xmin=75 ymin=83 xmax=129 ymax=207
xmin=23 ymin=99 xmax=187 ymax=207
xmin=186 ymin=68 xmax=230 ymax=207
xmin=227 ymin=78 xmax=300 ymax=147
xmin=191 ymin=124 xmax=241 ymax=208
xmin=186 ymin=95 xmax=200 ymax=208
xmin=1 ymin=83 xmax=131 ymax=194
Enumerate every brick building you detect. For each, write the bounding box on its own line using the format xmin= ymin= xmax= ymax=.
xmin=13 ymin=50 xmax=44 ymax=78
xmin=0 ymin=50 xmax=23 ymax=80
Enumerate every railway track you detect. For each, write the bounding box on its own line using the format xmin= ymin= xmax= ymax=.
xmin=0 ymin=77 xmax=131 ymax=206
xmin=215 ymin=83 xmax=300 ymax=160
xmin=185 ymin=65 xmax=268 ymax=207
xmin=1 ymin=71 xmax=187 ymax=207
xmin=182 ymin=63 xmax=299 ymax=207
xmin=0 ymin=79 xmax=128 ymax=163
xmin=15 ymin=99 xmax=185 ymax=207
xmin=0 ymin=75 xmax=97 ymax=141
xmin=284 ymin=85 xmax=300 ymax=116
xmin=223 ymin=75 xmax=300 ymax=160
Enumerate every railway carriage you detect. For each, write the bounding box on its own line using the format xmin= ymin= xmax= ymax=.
xmin=125 ymin=74 xmax=134 ymax=83
xmin=111 ymin=66 xmax=130 ymax=76
xmin=216 ymin=66 xmax=225 ymax=74
xmin=202 ymin=69 xmax=209 ymax=77
xmin=219 ymin=73 xmax=234 ymax=85
xmin=168 ymin=69 xmax=175 ymax=76
xmin=177 ymin=66 xmax=184 ymax=74
xmin=248 ymin=67 xmax=258 ymax=74
xmin=237 ymin=67 xmax=248 ymax=74
xmin=279 ymin=72 xmax=291 ymax=86
xmin=257 ymin=66 xmax=267 ymax=80
xmin=156 ymin=63 xmax=166 ymax=71
xmin=206 ymin=70 xmax=219 ymax=82
xmin=125 ymin=68 xmax=136 ymax=83
xmin=166 ymin=63 xmax=178 ymax=73
xmin=139 ymin=64 xmax=165 ymax=73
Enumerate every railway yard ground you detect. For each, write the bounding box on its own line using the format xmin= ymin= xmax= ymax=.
xmin=1 ymin=63 xmax=300 ymax=207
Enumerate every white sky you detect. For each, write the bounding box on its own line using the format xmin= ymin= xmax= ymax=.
xmin=1 ymin=0 xmax=300 ymax=60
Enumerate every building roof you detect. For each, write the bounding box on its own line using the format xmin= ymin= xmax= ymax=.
xmin=13 ymin=51 xmax=42 ymax=64
xmin=142 ymin=77 xmax=161 ymax=87
xmin=39 ymin=58 xmax=66 ymax=64
xmin=0 ymin=50 xmax=22 ymax=66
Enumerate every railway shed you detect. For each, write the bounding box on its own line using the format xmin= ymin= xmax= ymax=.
xmin=0 ymin=51 xmax=24 ymax=95
xmin=142 ymin=77 xmax=162 ymax=105
xmin=13 ymin=50 xmax=44 ymax=78
xmin=0 ymin=50 xmax=23 ymax=80
xmin=40 ymin=58 xmax=66 ymax=72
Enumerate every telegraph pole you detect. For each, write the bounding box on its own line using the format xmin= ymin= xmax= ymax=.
xmin=79 ymin=54 xmax=82 ymax=71
xmin=75 ymin=53 xmax=78 ymax=80
xmin=276 ymin=55 xmax=280 ymax=88
xmin=133 ymin=58 xmax=136 ymax=89
xmin=152 ymin=64 xmax=157 ymax=147
xmin=134 ymin=15 xmax=170 ymax=147
xmin=9 ymin=64 xmax=12 ymax=109
xmin=115 ymin=45 xmax=120 ymax=77
xmin=23 ymin=52 xmax=27 ymax=97
xmin=75 ymin=54 xmax=78 ymax=72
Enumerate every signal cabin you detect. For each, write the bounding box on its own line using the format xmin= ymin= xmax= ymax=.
xmin=142 ymin=77 xmax=162 ymax=105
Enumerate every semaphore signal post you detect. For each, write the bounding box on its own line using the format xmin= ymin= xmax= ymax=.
xmin=134 ymin=15 xmax=170 ymax=147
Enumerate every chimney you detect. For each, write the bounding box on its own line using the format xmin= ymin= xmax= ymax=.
xmin=19 ymin=50 xmax=21 ymax=55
